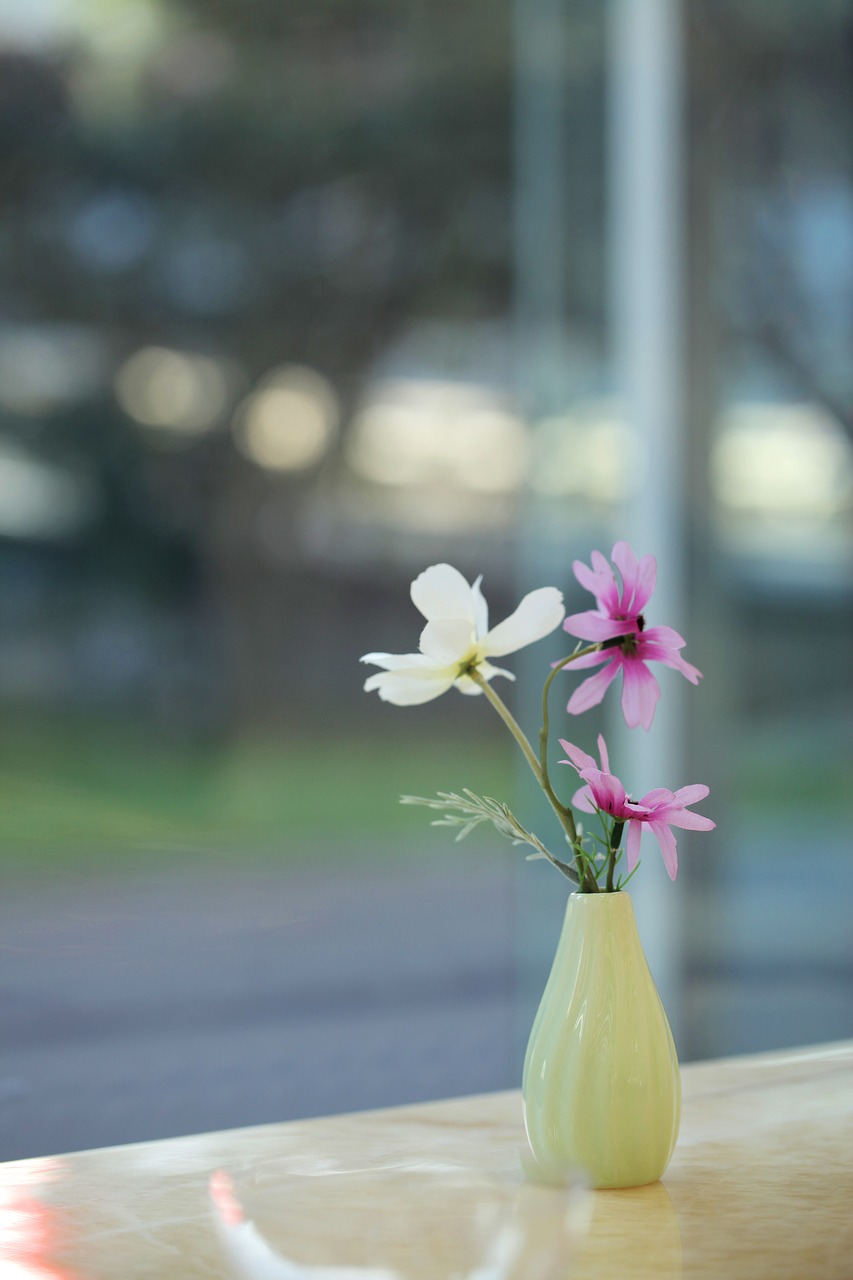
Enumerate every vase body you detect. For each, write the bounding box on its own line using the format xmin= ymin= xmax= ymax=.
xmin=522 ymin=891 xmax=680 ymax=1189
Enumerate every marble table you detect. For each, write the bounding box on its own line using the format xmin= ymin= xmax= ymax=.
xmin=2 ymin=1041 xmax=851 ymax=1279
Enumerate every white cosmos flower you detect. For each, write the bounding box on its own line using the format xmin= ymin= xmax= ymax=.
xmin=361 ymin=564 xmax=565 ymax=706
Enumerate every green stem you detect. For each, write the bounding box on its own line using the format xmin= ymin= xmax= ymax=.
xmin=538 ymin=642 xmax=606 ymax=892
xmin=607 ymin=820 xmax=624 ymax=893
xmin=539 ymin=643 xmax=602 ymax=802
xmin=468 ymin=668 xmax=586 ymax=889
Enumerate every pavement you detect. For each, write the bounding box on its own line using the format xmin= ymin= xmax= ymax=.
xmin=3 ymin=825 xmax=851 ymax=1163
xmin=0 ymin=850 xmax=520 ymax=1161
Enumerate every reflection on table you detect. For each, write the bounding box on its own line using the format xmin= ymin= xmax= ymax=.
xmin=0 ymin=1042 xmax=850 ymax=1279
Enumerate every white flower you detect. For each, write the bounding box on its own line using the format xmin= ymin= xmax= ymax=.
xmin=361 ymin=564 xmax=565 ymax=706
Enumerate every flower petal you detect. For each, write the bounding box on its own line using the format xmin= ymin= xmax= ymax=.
xmin=641 ymin=624 xmax=687 ymax=650
xmin=640 ymin=643 xmax=703 ymax=685
xmin=554 ymin=648 xmax=609 ymax=671
xmin=584 ymin=770 xmax=630 ymax=815
xmin=596 ymin=733 xmax=610 ymax=773
xmin=566 ymin=659 xmax=620 ymax=716
xmin=480 ymin=586 xmax=564 ymax=657
xmin=574 ymin=550 xmax=620 ymax=613
xmin=648 ymin=819 xmax=679 ymax=880
xmin=673 ymin=784 xmax=709 ymax=806
xmin=571 ymin=784 xmax=597 ymax=814
xmin=471 ymin=574 xmax=489 ymax=639
xmin=455 ymin=662 xmax=515 ymax=694
xmin=609 ymin=541 xmax=656 ymax=615
xmin=625 ymin=819 xmax=643 ymax=872
xmin=558 ymin=739 xmax=598 ymax=773
xmin=563 ymin=610 xmax=636 ymax=642
xmin=667 ymin=809 xmax=716 ymax=832
xmin=360 ymin=651 xmax=440 ymax=671
xmin=410 ymin=564 xmax=477 ymax=626
xmin=419 ymin=618 xmax=473 ymax=664
xmin=620 ymin=658 xmax=660 ymax=731
xmin=363 ymin=669 xmax=456 ymax=705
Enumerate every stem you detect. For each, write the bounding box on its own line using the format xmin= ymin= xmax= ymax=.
xmin=470 ymin=667 xmax=541 ymax=783
xmin=538 ymin=642 xmax=606 ymax=892
xmin=539 ymin=643 xmax=602 ymax=801
xmin=607 ymin=820 xmax=624 ymax=893
xmin=466 ymin=670 xmax=578 ymax=880
xmin=468 ymin=668 xmax=586 ymax=888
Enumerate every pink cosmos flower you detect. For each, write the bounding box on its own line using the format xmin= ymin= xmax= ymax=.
xmin=562 ymin=541 xmax=702 ymax=731
xmin=559 ymin=734 xmax=715 ymax=881
xmin=558 ymin=735 xmax=650 ymax=825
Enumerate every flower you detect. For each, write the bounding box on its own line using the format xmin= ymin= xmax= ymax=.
xmin=558 ymin=735 xmax=650 ymax=825
xmin=624 ymin=785 xmax=716 ymax=881
xmin=361 ymin=563 xmax=565 ymax=706
xmin=562 ymin=541 xmax=702 ymax=731
xmin=559 ymin=734 xmax=715 ymax=881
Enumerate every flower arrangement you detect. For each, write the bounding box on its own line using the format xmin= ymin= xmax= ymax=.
xmin=361 ymin=542 xmax=714 ymax=894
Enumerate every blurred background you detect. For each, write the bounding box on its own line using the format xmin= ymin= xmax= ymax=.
xmin=0 ymin=0 xmax=850 ymax=1160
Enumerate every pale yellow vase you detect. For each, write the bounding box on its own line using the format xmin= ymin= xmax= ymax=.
xmin=522 ymin=891 xmax=681 ymax=1190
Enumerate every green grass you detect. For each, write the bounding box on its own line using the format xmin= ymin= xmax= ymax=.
xmin=1 ymin=710 xmax=846 ymax=875
xmin=0 ymin=714 xmax=514 ymax=871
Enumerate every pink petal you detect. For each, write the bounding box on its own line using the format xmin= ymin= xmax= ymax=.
xmin=558 ymin=739 xmax=598 ymax=773
xmin=596 ymin=733 xmax=610 ymax=773
xmin=641 ymin=624 xmax=687 ymax=649
xmin=631 ymin=553 xmax=657 ymax=614
xmin=620 ymin=657 xmax=660 ymax=731
xmin=583 ymin=769 xmax=630 ymax=816
xmin=673 ymin=784 xmax=709 ymax=806
xmin=571 ymin=784 xmax=597 ymax=814
xmin=637 ymin=787 xmax=676 ymax=808
xmin=574 ymin=550 xmax=620 ymax=613
xmin=611 ymin=542 xmax=656 ymax=615
xmin=625 ymin=819 xmax=643 ymax=872
xmin=611 ymin=541 xmax=639 ymax=611
xmin=649 ymin=819 xmax=679 ymax=880
xmin=666 ymin=806 xmax=716 ymax=831
xmin=563 ymin=611 xmax=636 ymax=642
xmin=566 ymin=659 xmax=620 ymax=716
xmin=556 ymin=649 xmax=610 ymax=671
xmin=640 ymin=641 xmax=703 ymax=684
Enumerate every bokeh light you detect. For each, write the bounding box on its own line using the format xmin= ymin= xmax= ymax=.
xmin=346 ymin=379 xmax=528 ymax=493
xmin=115 ymin=346 xmax=232 ymax=435
xmin=232 ymin=366 xmax=338 ymax=472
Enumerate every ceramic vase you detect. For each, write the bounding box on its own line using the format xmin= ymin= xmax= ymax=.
xmin=522 ymin=891 xmax=680 ymax=1189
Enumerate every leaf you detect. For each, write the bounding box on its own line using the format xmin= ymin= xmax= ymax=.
xmin=401 ymin=789 xmax=556 ymax=862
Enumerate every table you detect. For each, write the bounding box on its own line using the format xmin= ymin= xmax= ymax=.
xmin=2 ymin=1041 xmax=851 ymax=1279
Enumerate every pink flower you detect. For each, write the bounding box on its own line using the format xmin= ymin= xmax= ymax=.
xmin=624 ymin=785 xmax=716 ymax=881
xmin=558 ymin=734 xmax=650 ymax=825
xmin=562 ymin=541 xmax=702 ymax=731
xmin=559 ymin=734 xmax=715 ymax=881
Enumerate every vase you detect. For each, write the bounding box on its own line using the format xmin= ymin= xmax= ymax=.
xmin=522 ymin=891 xmax=680 ymax=1190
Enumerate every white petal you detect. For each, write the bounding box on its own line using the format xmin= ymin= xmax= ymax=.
xmin=454 ymin=662 xmax=515 ymax=694
xmin=419 ymin=618 xmax=473 ymax=664
xmin=410 ymin=564 xmax=477 ymax=626
xmin=471 ymin=574 xmax=489 ymax=638
xmin=363 ymin=668 xmax=456 ymax=705
xmin=360 ymin=651 xmax=439 ymax=671
xmin=480 ymin=587 xmax=564 ymax=657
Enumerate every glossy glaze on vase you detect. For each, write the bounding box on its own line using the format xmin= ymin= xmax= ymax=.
xmin=523 ymin=891 xmax=680 ymax=1190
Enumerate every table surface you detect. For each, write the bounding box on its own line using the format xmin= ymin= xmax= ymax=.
xmin=2 ymin=1040 xmax=851 ymax=1280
